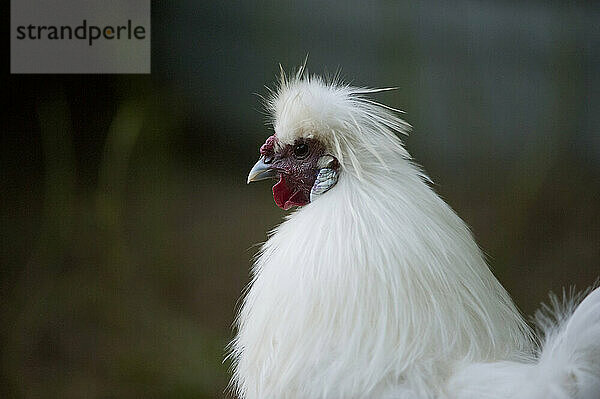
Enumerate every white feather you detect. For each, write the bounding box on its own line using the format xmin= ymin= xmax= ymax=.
xmin=228 ymin=73 xmax=600 ymax=399
xmin=446 ymin=286 xmax=600 ymax=399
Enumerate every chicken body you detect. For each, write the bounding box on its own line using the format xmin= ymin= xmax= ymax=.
xmin=229 ymin=72 xmax=600 ymax=399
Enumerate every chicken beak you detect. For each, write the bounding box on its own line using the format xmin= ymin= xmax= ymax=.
xmin=247 ymin=157 xmax=277 ymax=184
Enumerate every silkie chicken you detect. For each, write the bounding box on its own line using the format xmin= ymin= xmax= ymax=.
xmin=228 ymin=67 xmax=600 ymax=399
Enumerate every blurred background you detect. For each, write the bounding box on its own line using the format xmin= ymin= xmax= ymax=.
xmin=3 ymin=1 xmax=599 ymax=398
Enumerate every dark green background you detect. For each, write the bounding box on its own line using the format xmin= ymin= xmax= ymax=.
xmin=3 ymin=2 xmax=599 ymax=398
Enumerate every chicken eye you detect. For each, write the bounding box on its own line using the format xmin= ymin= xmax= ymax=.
xmin=293 ymin=143 xmax=309 ymax=159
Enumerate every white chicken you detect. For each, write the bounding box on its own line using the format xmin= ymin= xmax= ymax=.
xmin=228 ymin=67 xmax=600 ymax=399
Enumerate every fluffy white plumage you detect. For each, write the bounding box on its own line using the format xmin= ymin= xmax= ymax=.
xmin=228 ymin=69 xmax=600 ymax=399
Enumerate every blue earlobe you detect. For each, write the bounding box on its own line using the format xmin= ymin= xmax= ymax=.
xmin=310 ymin=167 xmax=339 ymax=202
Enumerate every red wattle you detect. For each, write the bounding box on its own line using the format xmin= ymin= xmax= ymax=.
xmin=272 ymin=175 xmax=309 ymax=210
